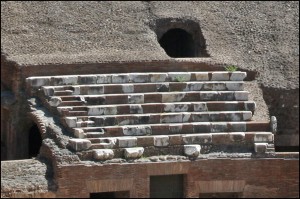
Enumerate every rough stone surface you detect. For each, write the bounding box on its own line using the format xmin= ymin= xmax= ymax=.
xmin=254 ymin=143 xmax=268 ymax=153
xmin=184 ymin=144 xmax=201 ymax=157
xmin=124 ymin=147 xmax=144 ymax=159
xmin=154 ymin=135 xmax=169 ymax=147
xmin=69 ymin=139 xmax=91 ymax=151
xmin=93 ymin=149 xmax=114 ymax=160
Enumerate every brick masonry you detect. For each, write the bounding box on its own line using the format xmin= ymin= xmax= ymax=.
xmin=53 ymin=157 xmax=299 ymax=198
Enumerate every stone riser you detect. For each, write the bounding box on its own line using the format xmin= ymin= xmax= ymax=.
xmin=65 ymin=111 xmax=253 ymax=128
xmin=26 ymin=71 xmax=247 ymax=89
xmin=73 ymin=121 xmax=270 ymax=138
xmin=44 ymin=81 xmax=244 ymax=97
xmin=87 ymin=132 xmax=273 ymax=149
xmin=55 ymin=91 xmax=249 ymax=106
xmin=58 ymin=101 xmax=256 ymax=116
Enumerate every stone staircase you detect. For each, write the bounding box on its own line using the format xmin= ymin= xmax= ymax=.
xmin=26 ymin=71 xmax=275 ymax=161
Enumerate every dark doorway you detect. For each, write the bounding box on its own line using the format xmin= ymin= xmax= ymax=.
xmin=28 ymin=124 xmax=42 ymax=158
xmin=90 ymin=191 xmax=129 ymax=198
xmin=150 ymin=175 xmax=184 ymax=198
xmin=159 ymin=28 xmax=196 ymax=58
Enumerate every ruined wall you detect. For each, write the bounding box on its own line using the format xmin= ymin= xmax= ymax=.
xmin=54 ymin=157 xmax=299 ymax=198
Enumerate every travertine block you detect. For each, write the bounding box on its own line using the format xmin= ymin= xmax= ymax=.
xmin=184 ymin=145 xmax=201 ymax=157
xmin=117 ymin=137 xmax=137 ymax=148
xmin=254 ymin=143 xmax=268 ymax=153
xmin=69 ymin=139 xmax=91 ymax=151
xmin=124 ymin=147 xmax=144 ymax=159
xmin=93 ymin=149 xmax=114 ymax=160
xmin=154 ymin=135 xmax=169 ymax=147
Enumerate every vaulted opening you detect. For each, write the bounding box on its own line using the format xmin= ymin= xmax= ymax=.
xmin=28 ymin=124 xmax=42 ymax=158
xmin=90 ymin=191 xmax=130 ymax=198
xmin=159 ymin=28 xmax=195 ymax=58
xmin=150 ymin=18 xmax=210 ymax=58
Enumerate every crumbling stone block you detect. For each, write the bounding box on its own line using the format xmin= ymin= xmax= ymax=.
xmin=124 ymin=147 xmax=144 ymax=159
xmin=154 ymin=135 xmax=169 ymax=147
xmin=69 ymin=139 xmax=91 ymax=151
xmin=93 ymin=149 xmax=114 ymax=160
xmin=184 ymin=144 xmax=201 ymax=157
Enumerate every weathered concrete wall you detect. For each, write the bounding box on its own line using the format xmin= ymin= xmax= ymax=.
xmin=53 ymin=157 xmax=299 ymax=198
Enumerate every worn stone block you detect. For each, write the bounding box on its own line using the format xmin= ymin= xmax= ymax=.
xmin=27 ymin=77 xmax=51 ymax=87
xmin=184 ymin=145 xmax=201 ymax=157
xmin=74 ymin=129 xmax=85 ymax=138
xmin=79 ymin=75 xmax=97 ymax=84
xmin=230 ymin=72 xmax=247 ymax=81
xmin=183 ymin=134 xmax=212 ymax=144
xmin=129 ymin=104 xmax=143 ymax=114
xmin=150 ymin=73 xmax=168 ymax=82
xmin=117 ymin=137 xmax=137 ymax=148
xmin=123 ymin=126 xmax=152 ymax=136
xmin=160 ymin=114 xmax=183 ymax=123
xmin=227 ymin=122 xmax=247 ymax=132
xmin=200 ymin=92 xmax=218 ymax=101
xmin=162 ymin=92 xmax=186 ymax=103
xmin=154 ymin=135 xmax=169 ymax=147
xmin=128 ymin=94 xmax=144 ymax=104
xmin=168 ymin=72 xmax=191 ymax=82
xmin=96 ymin=74 xmax=112 ymax=84
xmin=69 ymin=139 xmax=91 ymax=151
xmin=111 ymin=74 xmax=129 ymax=83
xmin=254 ymin=143 xmax=268 ymax=153
xmin=93 ymin=149 xmax=114 ymax=160
xmin=99 ymin=138 xmax=117 ymax=149
xmin=43 ymin=86 xmax=55 ymax=96
xmin=193 ymin=102 xmax=208 ymax=112
xmin=129 ymin=73 xmax=150 ymax=83
xmin=124 ymin=147 xmax=144 ymax=159
xmin=194 ymin=72 xmax=209 ymax=81
xmin=211 ymin=72 xmax=229 ymax=81
xmin=254 ymin=133 xmax=274 ymax=143
xmin=87 ymin=85 xmax=104 ymax=95
xmin=65 ymin=117 xmax=77 ymax=128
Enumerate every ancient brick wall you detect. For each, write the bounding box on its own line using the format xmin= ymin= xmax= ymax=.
xmin=54 ymin=157 xmax=299 ymax=198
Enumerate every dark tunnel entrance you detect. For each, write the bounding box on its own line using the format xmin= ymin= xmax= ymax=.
xmin=159 ymin=28 xmax=196 ymax=58
xmin=28 ymin=124 xmax=42 ymax=158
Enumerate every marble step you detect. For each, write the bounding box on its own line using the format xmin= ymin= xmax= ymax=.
xmin=87 ymin=132 xmax=274 ymax=149
xmin=55 ymin=91 xmax=249 ymax=105
xmin=58 ymin=101 xmax=256 ymax=116
xmin=26 ymin=71 xmax=247 ymax=89
xmin=73 ymin=121 xmax=270 ymax=138
xmin=42 ymin=81 xmax=244 ymax=96
xmin=64 ymin=111 xmax=253 ymax=128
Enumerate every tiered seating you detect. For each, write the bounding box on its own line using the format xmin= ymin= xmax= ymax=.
xmin=26 ymin=71 xmax=275 ymax=161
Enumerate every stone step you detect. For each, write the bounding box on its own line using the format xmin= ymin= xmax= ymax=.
xmin=42 ymin=81 xmax=245 ymax=96
xmin=63 ymin=111 xmax=88 ymax=117
xmin=26 ymin=72 xmax=247 ymax=88
xmin=73 ymin=121 xmax=270 ymax=137
xmin=86 ymin=132 xmax=273 ymax=150
xmin=57 ymin=101 xmax=256 ymax=115
xmin=65 ymin=111 xmax=253 ymax=128
xmin=53 ymin=90 xmax=73 ymax=96
xmin=59 ymin=101 xmax=85 ymax=106
xmin=56 ymin=91 xmax=249 ymax=105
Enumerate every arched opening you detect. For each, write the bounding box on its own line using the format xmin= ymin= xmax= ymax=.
xmin=159 ymin=28 xmax=196 ymax=58
xmin=28 ymin=124 xmax=42 ymax=158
